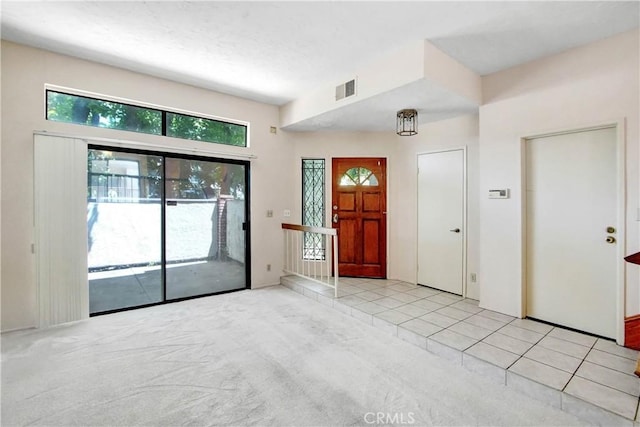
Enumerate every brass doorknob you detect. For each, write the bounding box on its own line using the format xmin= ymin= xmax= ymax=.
xmin=606 ymin=236 xmax=616 ymax=244
xmin=606 ymin=226 xmax=616 ymax=234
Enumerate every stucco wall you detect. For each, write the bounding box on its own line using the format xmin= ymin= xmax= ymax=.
xmin=3 ymin=28 xmax=637 ymax=334
xmin=227 ymin=199 xmax=245 ymax=263
xmin=289 ymin=113 xmax=481 ymax=299
xmin=478 ymin=29 xmax=640 ymax=324
xmin=1 ymin=41 xmax=294 ymax=331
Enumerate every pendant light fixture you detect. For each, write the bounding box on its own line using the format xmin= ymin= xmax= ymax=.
xmin=396 ymin=109 xmax=418 ymax=136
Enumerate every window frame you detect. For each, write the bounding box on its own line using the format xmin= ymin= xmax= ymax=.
xmin=45 ymin=88 xmax=249 ymax=148
xmin=301 ymin=158 xmax=326 ymax=261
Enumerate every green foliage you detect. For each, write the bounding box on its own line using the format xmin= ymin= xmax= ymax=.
xmin=47 ymin=92 xmax=162 ymax=135
xmin=168 ymin=159 xmax=245 ymax=199
xmin=167 ymin=113 xmax=246 ymax=147
xmin=52 ymin=91 xmax=249 ymax=200
xmin=47 ymin=91 xmax=247 ymax=147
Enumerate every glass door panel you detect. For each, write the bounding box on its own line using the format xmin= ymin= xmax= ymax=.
xmin=165 ymin=158 xmax=247 ymax=299
xmin=88 ymin=149 xmax=163 ymax=313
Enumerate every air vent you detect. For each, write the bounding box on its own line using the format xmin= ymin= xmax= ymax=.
xmin=335 ymin=78 xmax=356 ymax=101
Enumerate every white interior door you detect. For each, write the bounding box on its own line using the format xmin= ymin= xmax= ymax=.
xmin=526 ymin=127 xmax=617 ymax=338
xmin=417 ymin=150 xmax=464 ymax=295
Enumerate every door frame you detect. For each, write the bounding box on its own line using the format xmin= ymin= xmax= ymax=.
xmin=520 ymin=119 xmax=626 ymax=344
xmin=329 ymin=156 xmax=389 ymax=279
xmin=416 ymin=147 xmax=468 ymax=297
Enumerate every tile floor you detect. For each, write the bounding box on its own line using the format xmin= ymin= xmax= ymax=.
xmin=281 ymin=275 xmax=640 ymax=426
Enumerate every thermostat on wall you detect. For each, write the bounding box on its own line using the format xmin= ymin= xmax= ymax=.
xmin=489 ymin=189 xmax=509 ymax=199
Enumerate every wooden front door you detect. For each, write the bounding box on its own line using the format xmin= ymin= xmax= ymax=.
xmin=332 ymin=158 xmax=387 ymax=278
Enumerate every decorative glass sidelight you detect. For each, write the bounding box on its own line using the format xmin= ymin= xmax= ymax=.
xmin=302 ymin=159 xmax=325 ymax=260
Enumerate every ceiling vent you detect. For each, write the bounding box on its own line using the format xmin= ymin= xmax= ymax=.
xmin=335 ymin=78 xmax=356 ymax=101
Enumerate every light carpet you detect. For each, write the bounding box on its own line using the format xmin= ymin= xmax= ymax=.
xmin=2 ymin=286 xmax=587 ymax=426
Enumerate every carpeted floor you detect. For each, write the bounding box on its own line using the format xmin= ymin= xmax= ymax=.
xmin=1 ymin=286 xmax=588 ymax=426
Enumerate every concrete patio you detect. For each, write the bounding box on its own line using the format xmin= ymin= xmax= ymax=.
xmin=89 ymin=260 xmax=246 ymax=313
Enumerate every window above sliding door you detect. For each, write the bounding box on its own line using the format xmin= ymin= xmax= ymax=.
xmin=46 ymin=89 xmax=248 ymax=147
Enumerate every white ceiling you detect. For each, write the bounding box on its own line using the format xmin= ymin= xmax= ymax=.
xmin=2 ymin=1 xmax=638 ymax=130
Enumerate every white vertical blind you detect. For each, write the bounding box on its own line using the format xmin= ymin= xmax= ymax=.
xmin=34 ymin=134 xmax=88 ymax=327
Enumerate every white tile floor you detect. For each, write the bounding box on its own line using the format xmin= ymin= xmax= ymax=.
xmin=281 ymin=275 xmax=640 ymax=426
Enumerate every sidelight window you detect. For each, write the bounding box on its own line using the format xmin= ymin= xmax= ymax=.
xmin=302 ymin=159 xmax=325 ymax=260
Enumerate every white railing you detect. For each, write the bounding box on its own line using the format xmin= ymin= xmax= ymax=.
xmin=281 ymin=223 xmax=339 ymax=297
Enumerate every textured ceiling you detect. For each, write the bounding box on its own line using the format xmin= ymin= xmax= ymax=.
xmin=2 ymin=1 xmax=638 ymax=107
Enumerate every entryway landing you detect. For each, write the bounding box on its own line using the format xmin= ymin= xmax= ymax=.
xmin=281 ymin=275 xmax=640 ymax=426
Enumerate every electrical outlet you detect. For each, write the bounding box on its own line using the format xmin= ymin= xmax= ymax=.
xmin=267 ymin=264 xmax=271 ymax=272
xmin=470 ymin=273 xmax=477 ymax=283
xmin=270 ymin=126 xmax=277 ymax=134
xmin=283 ymin=209 xmax=291 ymax=217
xmin=266 ymin=210 xmax=273 ymax=218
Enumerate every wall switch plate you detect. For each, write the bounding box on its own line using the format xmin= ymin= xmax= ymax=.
xmin=489 ymin=189 xmax=509 ymax=199
xmin=470 ymin=273 xmax=477 ymax=283
xmin=283 ymin=209 xmax=291 ymax=217
xmin=266 ymin=210 xmax=273 ymax=218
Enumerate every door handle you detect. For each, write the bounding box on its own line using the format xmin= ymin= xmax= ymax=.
xmin=606 ymin=236 xmax=616 ymax=244
xmin=333 ymin=213 xmax=339 ymax=224
xmin=449 ymin=228 xmax=461 ymax=233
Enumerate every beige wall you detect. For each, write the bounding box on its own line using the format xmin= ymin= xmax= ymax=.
xmin=289 ymin=113 xmax=480 ymax=298
xmin=1 ymin=41 xmax=295 ymax=331
xmin=3 ymin=28 xmax=637 ymax=335
xmin=479 ymin=29 xmax=640 ymax=324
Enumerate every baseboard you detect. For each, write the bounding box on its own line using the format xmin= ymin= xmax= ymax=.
xmin=1 ymin=325 xmax=37 ymax=334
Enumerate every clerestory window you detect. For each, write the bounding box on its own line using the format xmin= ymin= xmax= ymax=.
xmin=46 ymin=90 xmax=247 ymax=147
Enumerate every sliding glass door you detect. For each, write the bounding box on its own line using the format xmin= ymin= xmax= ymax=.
xmin=165 ymin=158 xmax=246 ymax=299
xmin=87 ymin=147 xmax=249 ymax=314
xmin=88 ymin=150 xmax=163 ymax=313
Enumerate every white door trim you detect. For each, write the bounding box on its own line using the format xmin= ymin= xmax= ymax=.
xmin=416 ymin=147 xmax=468 ymax=297
xmin=520 ymin=119 xmax=626 ymax=344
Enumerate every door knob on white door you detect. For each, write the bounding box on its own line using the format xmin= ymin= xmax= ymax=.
xmin=450 ymin=228 xmax=461 ymax=233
